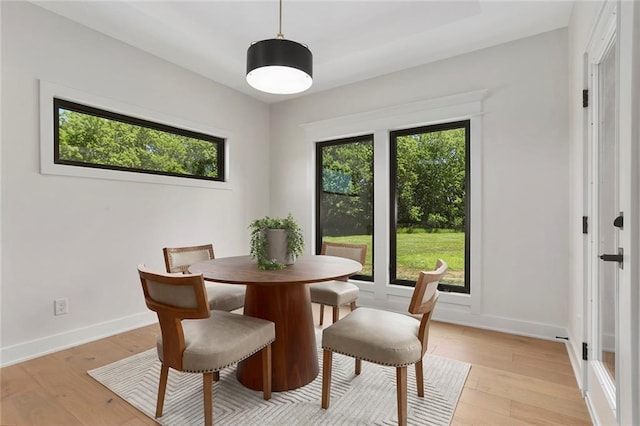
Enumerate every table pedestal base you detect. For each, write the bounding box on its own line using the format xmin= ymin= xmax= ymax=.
xmin=237 ymin=283 xmax=318 ymax=391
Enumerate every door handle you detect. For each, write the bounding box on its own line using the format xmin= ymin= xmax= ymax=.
xmin=599 ymin=247 xmax=623 ymax=269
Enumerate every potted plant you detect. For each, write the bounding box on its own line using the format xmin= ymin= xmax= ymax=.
xmin=249 ymin=213 xmax=305 ymax=270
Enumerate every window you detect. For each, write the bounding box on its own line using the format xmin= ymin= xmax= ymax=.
xmin=315 ymin=135 xmax=374 ymax=280
xmin=54 ymin=98 xmax=225 ymax=182
xmin=307 ymin=90 xmax=484 ymax=305
xmin=390 ymin=121 xmax=470 ymax=293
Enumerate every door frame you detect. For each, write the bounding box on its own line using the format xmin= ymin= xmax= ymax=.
xmin=583 ymin=1 xmax=639 ymax=424
xmin=584 ymin=2 xmax=617 ymax=423
xmin=615 ymin=1 xmax=640 ymax=424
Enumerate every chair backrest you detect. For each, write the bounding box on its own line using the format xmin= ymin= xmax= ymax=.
xmin=320 ymin=242 xmax=367 ymax=281
xmin=320 ymin=241 xmax=367 ymax=265
xmin=163 ymin=244 xmax=215 ymax=274
xmin=407 ymin=259 xmax=448 ymax=355
xmin=137 ymin=264 xmax=210 ymax=369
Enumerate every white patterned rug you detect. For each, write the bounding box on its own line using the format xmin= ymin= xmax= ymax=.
xmin=88 ymin=336 xmax=469 ymax=426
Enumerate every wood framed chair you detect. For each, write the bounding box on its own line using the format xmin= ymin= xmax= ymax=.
xmin=309 ymin=241 xmax=367 ymax=325
xmin=163 ymin=244 xmax=245 ymax=312
xmin=137 ymin=265 xmax=275 ymax=426
xmin=320 ymin=259 xmax=448 ymax=426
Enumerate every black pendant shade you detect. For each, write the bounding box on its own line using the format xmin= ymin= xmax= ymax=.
xmin=246 ymin=38 xmax=313 ymax=94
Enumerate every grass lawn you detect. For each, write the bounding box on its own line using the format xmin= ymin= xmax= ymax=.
xmin=324 ymin=231 xmax=464 ymax=285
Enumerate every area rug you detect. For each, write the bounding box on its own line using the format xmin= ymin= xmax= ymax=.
xmin=88 ymin=335 xmax=469 ymax=426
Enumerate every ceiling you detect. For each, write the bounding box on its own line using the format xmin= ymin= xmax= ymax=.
xmin=33 ymin=1 xmax=575 ymax=104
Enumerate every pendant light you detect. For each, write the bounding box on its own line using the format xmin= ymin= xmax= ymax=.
xmin=246 ymin=0 xmax=313 ymax=95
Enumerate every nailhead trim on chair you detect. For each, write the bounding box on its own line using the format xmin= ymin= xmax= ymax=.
xmin=321 ymin=345 xmax=421 ymax=368
xmin=180 ymin=338 xmax=275 ymax=374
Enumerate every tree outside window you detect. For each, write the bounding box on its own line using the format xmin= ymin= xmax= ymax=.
xmin=55 ymin=98 xmax=224 ymax=181
xmin=391 ymin=121 xmax=470 ymax=292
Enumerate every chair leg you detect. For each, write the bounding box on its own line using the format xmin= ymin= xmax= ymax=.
xmin=213 ymin=371 xmax=220 ymax=382
xmin=203 ymin=372 xmax=214 ymax=426
xmin=262 ymin=344 xmax=272 ymax=400
xmin=155 ymin=364 xmax=169 ymax=418
xmin=319 ymin=304 xmax=325 ymax=325
xmin=415 ymin=360 xmax=424 ymax=397
xmin=332 ymin=306 xmax=339 ymax=324
xmin=321 ymin=349 xmax=333 ymax=409
xmin=396 ymin=366 xmax=408 ymax=426
xmin=355 ymin=358 xmax=361 ymax=375
xmin=350 ymin=301 xmax=356 ymax=311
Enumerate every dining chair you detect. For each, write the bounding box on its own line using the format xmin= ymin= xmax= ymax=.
xmin=320 ymin=259 xmax=448 ymax=426
xmin=163 ymin=244 xmax=245 ymax=312
xmin=137 ymin=265 xmax=275 ymax=426
xmin=309 ymin=241 xmax=367 ymax=325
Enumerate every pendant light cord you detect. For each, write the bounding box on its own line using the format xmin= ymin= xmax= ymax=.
xmin=277 ymin=0 xmax=284 ymax=39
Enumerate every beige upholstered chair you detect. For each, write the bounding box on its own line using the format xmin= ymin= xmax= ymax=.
xmin=137 ymin=265 xmax=275 ymax=426
xmin=309 ymin=241 xmax=367 ymax=325
xmin=163 ymin=244 xmax=245 ymax=312
xmin=321 ymin=259 xmax=448 ymax=426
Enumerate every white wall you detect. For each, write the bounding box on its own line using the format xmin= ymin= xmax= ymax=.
xmin=269 ymin=29 xmax=571 ymax=339
xmin=0 ymin=2 xmax=271 ymax=365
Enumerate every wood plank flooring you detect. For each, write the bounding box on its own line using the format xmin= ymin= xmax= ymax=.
xmin=1 ymin=305 xmax=591 ymax=425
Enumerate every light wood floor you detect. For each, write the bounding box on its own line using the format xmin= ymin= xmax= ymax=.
xmin=1 ymin=305 xmax=591 ymax=425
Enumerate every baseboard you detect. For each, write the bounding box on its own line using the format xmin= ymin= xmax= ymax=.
xmin=359 ymin=296 xmax=569 ymax=342
xmin=584 ymin=392 xmax=600 ymax=426
xmin=0 ymin=311 xmax=157 ymax=367
xmin=1 ymin=300 xmax=570 ymax=367
xmin=565 ymin=335 xmax=585 ymax=391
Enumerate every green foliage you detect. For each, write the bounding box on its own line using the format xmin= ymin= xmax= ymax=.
xmin=249 ymin=214 xmax=305 ymax=270
xmin=320 ymin=139 xmax=374 ymax=236
xmin=396 ymin=128 xmax=466 ymax=231
xmin=57 ymin=108 xmax=219 ymax=178
xmin=319 ymin=127 xmax=466 ymax=241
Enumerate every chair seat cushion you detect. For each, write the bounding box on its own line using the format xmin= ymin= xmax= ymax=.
xmin=206 ymin=282 xmax=245 ymax=311
xmin=322 ymin=307 xmax=421 ymax=367
xmin=309 ymin=280 xmax=359 ymax=306
xmin=157 ymin=311 xmax=275 ymax=373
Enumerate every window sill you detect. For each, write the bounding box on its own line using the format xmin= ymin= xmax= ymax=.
xmin=41 ymin=162 xmax=233 ymax=190
xmin=384 ymin=282 xmax=472 ymax=307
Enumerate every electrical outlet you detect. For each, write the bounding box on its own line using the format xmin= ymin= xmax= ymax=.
xmin=54 ymin=298 xmax=68 ymax=316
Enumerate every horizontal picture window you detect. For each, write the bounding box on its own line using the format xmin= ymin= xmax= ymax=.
xmin=54 ymin=98 xmax=225 ymax=182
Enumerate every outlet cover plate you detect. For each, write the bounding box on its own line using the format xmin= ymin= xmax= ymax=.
xmin=54 ymin=298 xmax=68 ymax=316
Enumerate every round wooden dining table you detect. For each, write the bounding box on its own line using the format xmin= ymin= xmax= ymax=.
xmin=188 ymin=255 xmax=362 ymax=391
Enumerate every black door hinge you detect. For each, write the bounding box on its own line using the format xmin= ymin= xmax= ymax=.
xmin=583 ymin=89 xmax=589 ymax=108
xmin=582 ymin=342 xmax=588 ymax=361
xmin=583 ymin=216 xmax=588 ymax=234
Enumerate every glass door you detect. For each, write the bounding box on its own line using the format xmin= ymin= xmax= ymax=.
xmin=585 ymin=3 xmax=619 ymax=423
xmin=594 ymin=35 xmax=618 ymax=393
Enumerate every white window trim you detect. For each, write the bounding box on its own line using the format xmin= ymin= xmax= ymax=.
xmin=303 ymin=89 xmax=486 ymax=313
xmin=39 ymin=80 xmax=233 ymax=190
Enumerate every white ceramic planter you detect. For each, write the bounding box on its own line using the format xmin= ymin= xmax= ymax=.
xmin=265 ymin=229 xmax=295 ymax=265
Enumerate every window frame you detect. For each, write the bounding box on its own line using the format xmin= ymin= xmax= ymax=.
xmin=53 ymin=98 xmax=225 ymax=182
xmin=39 ymin=80 xmax=232 ymax=190
xmin=389 ymin=120 xmax=470 ymax=293
xmin=315 ymin=134 xmax=374 ymax=282
xmin=303 ymin=89 xmax=486 ymax=313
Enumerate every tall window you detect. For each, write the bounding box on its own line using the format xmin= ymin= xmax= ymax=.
xmin=54 ymin=98 xmax=225 ymax=181
xmin=390 ymin=121 xmax=470 ymax=293
xmin=316 ymin=135 xmax=374 ymax=280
